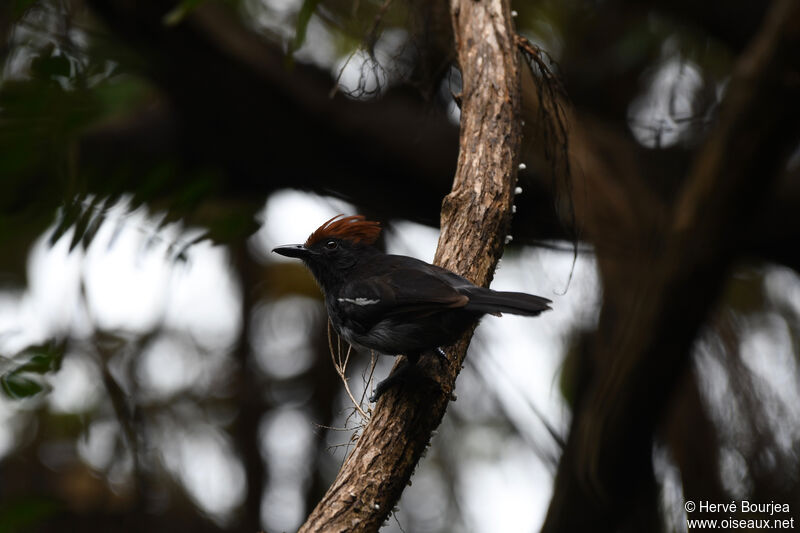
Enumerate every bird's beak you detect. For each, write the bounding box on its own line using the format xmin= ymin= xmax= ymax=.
xmin=272 ymin=244 xmax=311 ymax=259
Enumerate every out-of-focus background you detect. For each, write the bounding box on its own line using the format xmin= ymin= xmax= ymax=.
xmin=1 ymin=0 xmax=799 ymax=532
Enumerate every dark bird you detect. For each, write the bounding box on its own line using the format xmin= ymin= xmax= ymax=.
xmin=272 ymin=215 xmax=552 ymax=401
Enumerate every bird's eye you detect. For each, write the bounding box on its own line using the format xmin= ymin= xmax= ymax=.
xmin=325 ymin=240 xmax=338 ymax=249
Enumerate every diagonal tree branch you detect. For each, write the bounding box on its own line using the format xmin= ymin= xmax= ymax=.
xmin=297 ymin=0 xmax=523 ymax=530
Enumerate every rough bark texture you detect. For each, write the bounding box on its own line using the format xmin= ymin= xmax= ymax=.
xmin=542 ymin=0 xmax=800 ymax=530
xmin=296 ymin=0 xmax=521 ymax=531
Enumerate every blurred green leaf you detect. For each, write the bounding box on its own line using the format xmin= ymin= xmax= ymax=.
xmin=0 ymin=342 xmax=65 ymax=400
xmin=0 ymin=497 xmax=60 ymax=533
xmin=93 ymin=76 xmax=152 ymax=117
xmin=18 ymin=352 xmax=61 ymax=374
xmin=69 ymin=201 xmax=95 ymax=252
xmin=725 ymin=269 xmax=767 ymax=315
xmin=289 ymin=0 xmax=323 ymax=57
xmin=49 ymin=199 xmax=83 ymax=245
xmin=204 ymin=208 xmax=261 ymax=243
xmin=11 ymin=0 xmax=39 ymax=18
xmin=162 ymin=0 xmax=208 ymax=26
xmin=30 ymin=52 xmax=71 ymax=80
xmin=1 ymin=374 xmax=45 ymax=399
xmin=81 ymin=209 xmax=106 ymax=250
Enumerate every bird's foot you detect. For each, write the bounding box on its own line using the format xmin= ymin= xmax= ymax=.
xmin=369 ymin=376 xmax=399 ymax=403
xmin=369 ymin=359 xmax=411 ymax=402
xmin=369 ymin=352 xmax=445 ymax=402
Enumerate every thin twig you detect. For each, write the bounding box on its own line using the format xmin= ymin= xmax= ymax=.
xmin=327 ymin=320 xmax=369 ymax=420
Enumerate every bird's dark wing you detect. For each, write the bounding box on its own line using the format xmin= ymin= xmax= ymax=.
xmin=336 ymin=262 xmax=469 ymax=325
xmin=381 ymin=267 xmax=470 ymax=311
xmin=337 ymin=253 xmax=550 ymax=326
xmin=410 ymin=259 xmax=552 ymax=316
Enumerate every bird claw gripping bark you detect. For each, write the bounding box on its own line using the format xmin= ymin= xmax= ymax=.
xmin=369 ymin=359 xmax=412 ymax=402
xmin=368 ymin=386 xmax=387 ymax=404
xmin=370 ymin=349 xmax=448 ymax=402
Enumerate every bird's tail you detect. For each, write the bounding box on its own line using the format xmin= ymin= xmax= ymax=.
xmin=464 ymin=287 xmax=552 ymax=316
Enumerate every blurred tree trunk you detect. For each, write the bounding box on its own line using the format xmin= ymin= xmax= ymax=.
xmin=231 ymin=245 xmax=267 ymax=532
xmin=542 ymin=0 xmax=800 ymax=530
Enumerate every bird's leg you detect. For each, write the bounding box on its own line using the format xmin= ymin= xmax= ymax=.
xmin=369 ymin=352 xmax=419 ymax=402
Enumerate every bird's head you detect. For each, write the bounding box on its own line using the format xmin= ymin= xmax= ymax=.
xmin=272 ymin=214 xmax=381 ymax=285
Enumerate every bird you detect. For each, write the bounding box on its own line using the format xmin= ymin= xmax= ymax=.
xmin=272 ymin=214 xmax=552 ymax=401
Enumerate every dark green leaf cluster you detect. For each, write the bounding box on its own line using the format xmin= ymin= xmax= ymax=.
xmin=0 ymin=341 xmax=65 ymax=399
